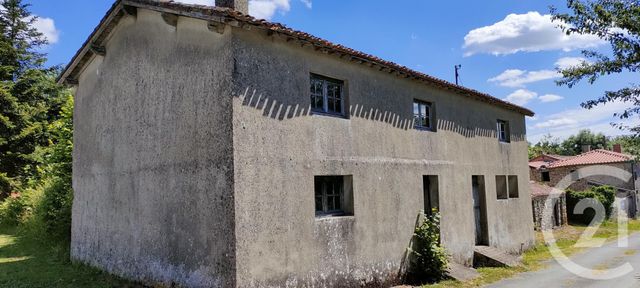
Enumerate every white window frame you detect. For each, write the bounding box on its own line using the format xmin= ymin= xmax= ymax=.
xmin=413 ymin=100 xmax=433 ymax=130
xmin=497 ymin=120 xmax=510 ymax=143
xmin=310 ymin=74 xmax=345 ymax=117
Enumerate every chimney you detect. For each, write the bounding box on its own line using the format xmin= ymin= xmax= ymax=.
xmin=581 ymin=144 xmax=591 ymax=153
xmin=613 ymin=144 xmax=622 ymax=153
xmin=215 ymin=0 xmax=248 ymax=14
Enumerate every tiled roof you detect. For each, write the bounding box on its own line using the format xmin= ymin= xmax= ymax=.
xmin=548 ymin=149 xmax=633 ymax=168
xmin=58 ymin=0 xmax=534 ymax=117
xmin=529 ymin=154 xmax=572 ymax=169
xmin=528 ymin=161 xmax=549 ymax=169
xmin=530 ymin=181 xmax=564 ymax=198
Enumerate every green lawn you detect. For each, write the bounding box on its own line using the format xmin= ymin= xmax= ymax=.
xmin=0 ymin=225 xmax=139 ymax=288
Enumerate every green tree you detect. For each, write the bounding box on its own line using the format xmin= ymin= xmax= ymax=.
xmin=529 ymin=134 xmax=564 ymax=159
xmin=551 ymin=0 xmax=640 ymax=133
xmin=610 ymin=135 xmax=640 ymax=157
xmin=561 ymin=129 xmax=609 ymax=155
xmin=0 ymin=0 xmax=64 ymax=197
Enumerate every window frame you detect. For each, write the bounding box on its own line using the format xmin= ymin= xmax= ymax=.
xmin=315 ymin=176 xmax=353 ymax=217
xmin=497 ymin=120 xmax=510 ymax=143
xmin=310 ymin=74 xmax=346 ymax=117
xmin=413 ymin=99 xmax=434 ymax=131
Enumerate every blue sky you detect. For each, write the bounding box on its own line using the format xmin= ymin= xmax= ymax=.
xmin=27 ymin=0 xmax=637 ymax=143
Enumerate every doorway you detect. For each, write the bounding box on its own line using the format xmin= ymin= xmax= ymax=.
xmin=472 ymin=176 xmax=488 ymax=245
xmin=423 ymin=176 xmax=439 ymax=215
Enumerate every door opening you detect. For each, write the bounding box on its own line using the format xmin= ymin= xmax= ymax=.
xmin=472 ymin=176 xmax=489 ymax=245
xmin=423 ymin=176 xmax=439 ymax=215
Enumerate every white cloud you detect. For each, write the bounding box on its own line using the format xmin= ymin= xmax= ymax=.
xmin=176 ymin=0 xmax=312 ymax=20
xmin=528 ymin=101 xmax=637 ymax=143
xmin=555 ymin=56 xmax=590 ymax=70
xmin=489 ymin=69 xmax=558 ymax=88
xmin=33 ymin=17 xmax=59 ymax=44
xmin=250 ymin=0 xmax=291 ymax=20
xmin=538 ymin=94 xmax=564 ymax=103
xmin=463 ymin=12 xmax=605 ymax=56
xmin=505 ymin=89 xmax=537 ymax=105
xmin=300 ymin=0 xmax=312 ymax=9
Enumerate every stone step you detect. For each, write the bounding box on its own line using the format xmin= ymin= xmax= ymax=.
xmin=447 ymin=261 xmax=480 ymax=282
xmin=473 ymin=245 xmax=522 ymax=268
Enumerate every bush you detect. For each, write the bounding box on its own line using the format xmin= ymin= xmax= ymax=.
xmin=0 ymin=196 xmax=27 ymax=225
xmin=405 ymin=210 xmax=449 ymax=284
xmin=566 ymin=186 xmax=615 ymax=224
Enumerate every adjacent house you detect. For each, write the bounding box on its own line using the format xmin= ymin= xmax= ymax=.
xmin=529 ymin=145 xmax=639 ymax=219
xmin=59 ymin=0 xmax=536 ymax=287
xmin=530 ymin=181 xmax=567 ymax=230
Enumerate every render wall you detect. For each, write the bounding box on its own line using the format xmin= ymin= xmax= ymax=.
xmin=71 ymin=10 xmax=236 ymax=287
xmin=230 ymin=28 xmax=535 ymax=287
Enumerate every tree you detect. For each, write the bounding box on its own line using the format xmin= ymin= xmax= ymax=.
xmin=561 ymin=129 xmax=609 ymax=155
xmin=0 ymin=0 xmax=65 ymax=197
xmin=551 ymin=1 xmax=640 ymax=133
xmin=529 ymin=134 xmax=564 ymax=159
xmin=610 ymin=134 xmax=640 ymax=157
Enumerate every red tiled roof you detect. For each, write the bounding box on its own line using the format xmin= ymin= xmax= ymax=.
xmin=529 ymin=154 xmax=572 ymax=169
xmin=548 ymin=149 xmax=633 ymax=168
xmin=530 ymin=181 xmax=564 ymax=198
xmin=528 ymin=161 xmax=549 ymax=169
xmin=58 ymin=0 xmax=534 ymax=117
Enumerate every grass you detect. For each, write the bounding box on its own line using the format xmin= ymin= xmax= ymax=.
xmin=0 ymin=225 xmax=139 ymax=288
xmin=424 ymin=220 xmax=640 ymax=288
xmin=1 ymin=220 xmax=637 ymax=288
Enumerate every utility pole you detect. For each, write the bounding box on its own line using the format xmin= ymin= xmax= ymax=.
xmin=455 ymin=64 xmax=462 ymax=85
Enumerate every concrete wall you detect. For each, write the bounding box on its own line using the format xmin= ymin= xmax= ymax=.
xmin=230 ymin=27 xmax=534 ymax=287
xmin=71 ymin=10 xmax=236 ymax=287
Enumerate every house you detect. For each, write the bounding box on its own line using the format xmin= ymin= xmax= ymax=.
xmin=530 ymin=181 xmax=567 ymax=230
xmin=529 ymin=145 xmax=639 ymax=219
xmin=59 ymin=0 xmax=535 ymax=287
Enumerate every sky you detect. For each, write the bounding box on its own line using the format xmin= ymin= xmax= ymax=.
xmin=26 ymin=0 xmax=638 ymax=144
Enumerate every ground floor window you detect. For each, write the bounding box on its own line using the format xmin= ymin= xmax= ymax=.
xmin=314 ymin=175 xmax=353 ymax=217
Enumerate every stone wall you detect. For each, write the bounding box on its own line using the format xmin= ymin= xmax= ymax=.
xmin=532 ymin=194 xmax=567 ymax=231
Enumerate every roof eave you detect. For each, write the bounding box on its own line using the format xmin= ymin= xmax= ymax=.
xmin=57 ymin=0 xmax=535 ymax=117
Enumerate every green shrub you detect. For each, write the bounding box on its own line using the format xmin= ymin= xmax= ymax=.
xmin=566 ymin=186 xmax=615 ymax=224
xmin=0 ymin=196 xmax=27 ymax=225
xmin=405 ymin=210 xmax=449 ymax=284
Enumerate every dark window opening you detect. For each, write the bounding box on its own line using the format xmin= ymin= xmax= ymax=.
xmin=508 ymin=175 xmax=519 ymax=198
xmin=541 ymin=171 xmax=550 ymax=182
xmin=497 ymin=120 xmax=510 ymax=143
xmin=496 ymin=175 xmax=508 ymax=199
xmin=310 ymin=74 xmax=345 ymax=116
xmin=413 ymin=100 xmax=434 ymax=130
xmin=314 ymin=176 xmax=353 ymax=217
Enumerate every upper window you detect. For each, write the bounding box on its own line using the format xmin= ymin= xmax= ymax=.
xmin=310 ymin=74 xmax=345 ymax=116
xmin=497 ymin=120 xmax=510 ymax=143
xmin=413 ymin=100 xmax=433 ymax=130
xmin=315 ymin=176 xmax=353 ymax=217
